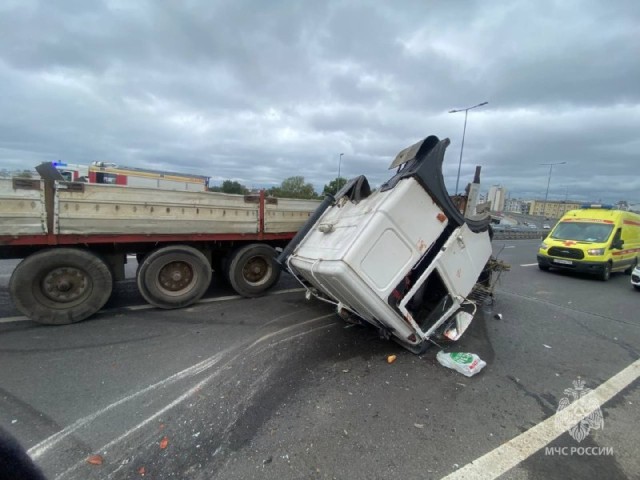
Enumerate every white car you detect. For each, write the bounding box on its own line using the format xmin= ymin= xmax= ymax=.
xmin=632 ymin=265 xmax=640 ymax=291
xmin=543 ymin=224 xmax=551 ymax=229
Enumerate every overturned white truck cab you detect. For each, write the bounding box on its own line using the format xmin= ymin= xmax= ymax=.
xmin=278 ymin=136 xmax=493 ymax=354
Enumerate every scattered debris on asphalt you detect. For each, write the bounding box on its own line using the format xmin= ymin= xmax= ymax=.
xmin=436 ymin=351 xmax=486 ymax=377
xmin=159 ymin=436 xmax=169 ymax=449
xmin=87 ymin=454 xmax=104 ymax=466
xmin=387 ymin=354 xmax=397 ymax=364
xmin=414 ymin=423 xmax=425 ymax=429
xmin=543 ymin=344 xmax=552 ymax=349
xmin=494 ymin=313 xmax=503 ymax=320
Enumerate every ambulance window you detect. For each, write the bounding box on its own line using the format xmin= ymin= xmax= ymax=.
xmin=612 ymin=228 xmax=621 ymax=241
xmin=611 ymin=228 xmax=622 ymax=248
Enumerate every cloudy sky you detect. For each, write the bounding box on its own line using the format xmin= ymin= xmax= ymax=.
xmin=0 ymin=0 xmax=638 ymax=203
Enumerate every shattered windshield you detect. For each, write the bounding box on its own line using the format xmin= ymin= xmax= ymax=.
xmin=551 ymin=222 xmax=614 ymax=243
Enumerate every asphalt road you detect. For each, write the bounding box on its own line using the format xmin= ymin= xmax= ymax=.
xmin=1 ymin=241 xmax=639 ymax=479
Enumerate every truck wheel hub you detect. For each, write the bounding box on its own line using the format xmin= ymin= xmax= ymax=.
xmin=243 ymin=257 xmax=270 ymax=284
xmin=159 ymin=261 xmax=194 ymax=291
xmin=42 ymin=267 xmax=88 ymax=302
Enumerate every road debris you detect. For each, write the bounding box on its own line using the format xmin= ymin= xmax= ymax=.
xmin=494 ymin=313 xmax=503 ymax=320
xmin=414 ymin=423 xmax=425 ymax=429
xmin=387 ymin=354 xmax=397 ymax=364
xmin=543 ymin=344 xmax=552 ymax=349
xmin=87 ymin=454 xmax=104 ymax=466
xmin=436 ymin=351 xmax=486 ymax=377
xmin=159 ymin=436 xmax=169 ymax=449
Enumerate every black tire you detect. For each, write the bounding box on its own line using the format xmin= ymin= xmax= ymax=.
xmin=9 ymin=248 xmax=113 ymax=325
xmin=137 ymin=245 xmax=212 ymax=309
xmin=624 ymin=258 xmax=638 ymax=275
xmin=227 ymin=244 xmax=281 ymax=297
xmin=599 ymin=262 xmax=612 ymax=281
xmin=538 ymin=263 xmax=550 ymax=271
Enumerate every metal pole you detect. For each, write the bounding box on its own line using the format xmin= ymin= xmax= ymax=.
xmin=543 ymin=164 xmax=553 ymax=217
xmin=449 ymin=101 xmax=488 ymax=196
xmin=540 ymin=161 xmax=566 ymax=218
xmin=338 ymin=153 xmax=344 ymax=180
xmin=454 ymin=109 xmax=468 ymax=196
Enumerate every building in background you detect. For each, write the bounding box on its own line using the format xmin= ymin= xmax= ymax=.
xmin=487 ymin=185 xmax=507 ymax=212
xmin=464 ymin=166 xmax=482 ymax=217
xmin=504 ymin=198 xmax=528 ymax=214
xmin=615 ymin=200 xmax=630 ymax=211
xmin=528 ymin=200 xmax=581 ymax=218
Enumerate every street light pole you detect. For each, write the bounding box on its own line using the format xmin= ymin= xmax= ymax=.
xmin=449 ymin=101 xmax=488 ymax=195
xmin=338 ymin=153 xmax=344 ymax=180
xmin=540 ymin=161 xmax=566 ymax=217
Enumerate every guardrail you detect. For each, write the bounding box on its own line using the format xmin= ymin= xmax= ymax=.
xmin=493 ymin=230 xmax=546 ymax=240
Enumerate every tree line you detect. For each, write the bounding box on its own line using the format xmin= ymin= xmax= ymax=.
xmin=208 ymin=176 xmax=348 ymax=199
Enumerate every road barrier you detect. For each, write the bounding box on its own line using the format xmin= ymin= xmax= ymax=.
xmin=493 ymin=230 xmax=546 ymax=240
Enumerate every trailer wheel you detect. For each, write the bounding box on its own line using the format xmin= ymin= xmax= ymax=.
xmin=227 ymin=244 xmax=281 ymax=297
xmin=9 ymin=248 xmax=113 ymax=325
xmin=137 ymin=245 xmax=211 ymax=309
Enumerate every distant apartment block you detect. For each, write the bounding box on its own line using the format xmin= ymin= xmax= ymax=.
xmin=504 ymin=198 xmax=529 ymax=214
xmin=487 ymin=185 xmax=507 ymax=212
xmin=528 ymin=200 xmax=581 ymax=218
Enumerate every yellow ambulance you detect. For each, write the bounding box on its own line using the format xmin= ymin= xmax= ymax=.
xmin=537 ymin=205 xmax=640 ymax=281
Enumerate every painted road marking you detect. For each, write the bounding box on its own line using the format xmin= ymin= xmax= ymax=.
xmin=504 ymin=245 xmax=516 ymax=249
xmin=28 ymin=349 xmax=231 ymax=460
xmin=0 ymin=288 xmax=306 ymax=324
xmin=50 ymin=314 xmax=335 ymax=479
xmin=443 ymin=357 xmax=640 ymax=480
xmin=29 ymin=307 xmax=328 ymax=462
xmin=0 ymin=315 xmax=29 ymax=324
xmin=520 ymin=263 xmax=538 ymax=267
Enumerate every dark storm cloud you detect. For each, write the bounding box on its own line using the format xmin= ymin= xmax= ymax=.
xmin=0 ymin=0 xmax=638 ymax=204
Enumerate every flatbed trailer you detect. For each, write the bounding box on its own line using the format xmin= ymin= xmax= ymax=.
xmin=0 ymin=168 xmax=320 ymax=324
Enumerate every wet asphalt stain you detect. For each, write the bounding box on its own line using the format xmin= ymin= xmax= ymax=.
xmin=507 ymin=375 xmax=557 ymax=417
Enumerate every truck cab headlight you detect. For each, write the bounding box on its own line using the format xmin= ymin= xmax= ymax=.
xmin=539 ymin=242 xmax=548 ymax=249
xmin=587 ymin=248 xmax=605 ymax=256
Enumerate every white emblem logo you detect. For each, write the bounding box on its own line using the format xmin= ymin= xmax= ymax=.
xmin=554 ymin=377 xmax=604 ymax=442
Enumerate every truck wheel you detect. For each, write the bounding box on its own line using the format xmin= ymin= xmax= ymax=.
xmin=9 ymin=248 xmax=113 ymax=325
xmin=599 ymin=262 xmax=612 ymax=281
xmin=227 ymin=244 xmax=281 ymax=297
xmin=137 ymin=245 xmax=212 ymax=309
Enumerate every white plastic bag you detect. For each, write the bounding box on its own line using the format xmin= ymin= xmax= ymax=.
xmin=436 ymin=351 xmax=486 ymax=377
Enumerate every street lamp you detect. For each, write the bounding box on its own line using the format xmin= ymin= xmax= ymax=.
xmin=540 ymin=161 xmax=567 ymax=217
xmin=338 ymin=153 xmax=344 ymax=180
xmin=449 ymin=101 xmax=488 ymax=195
